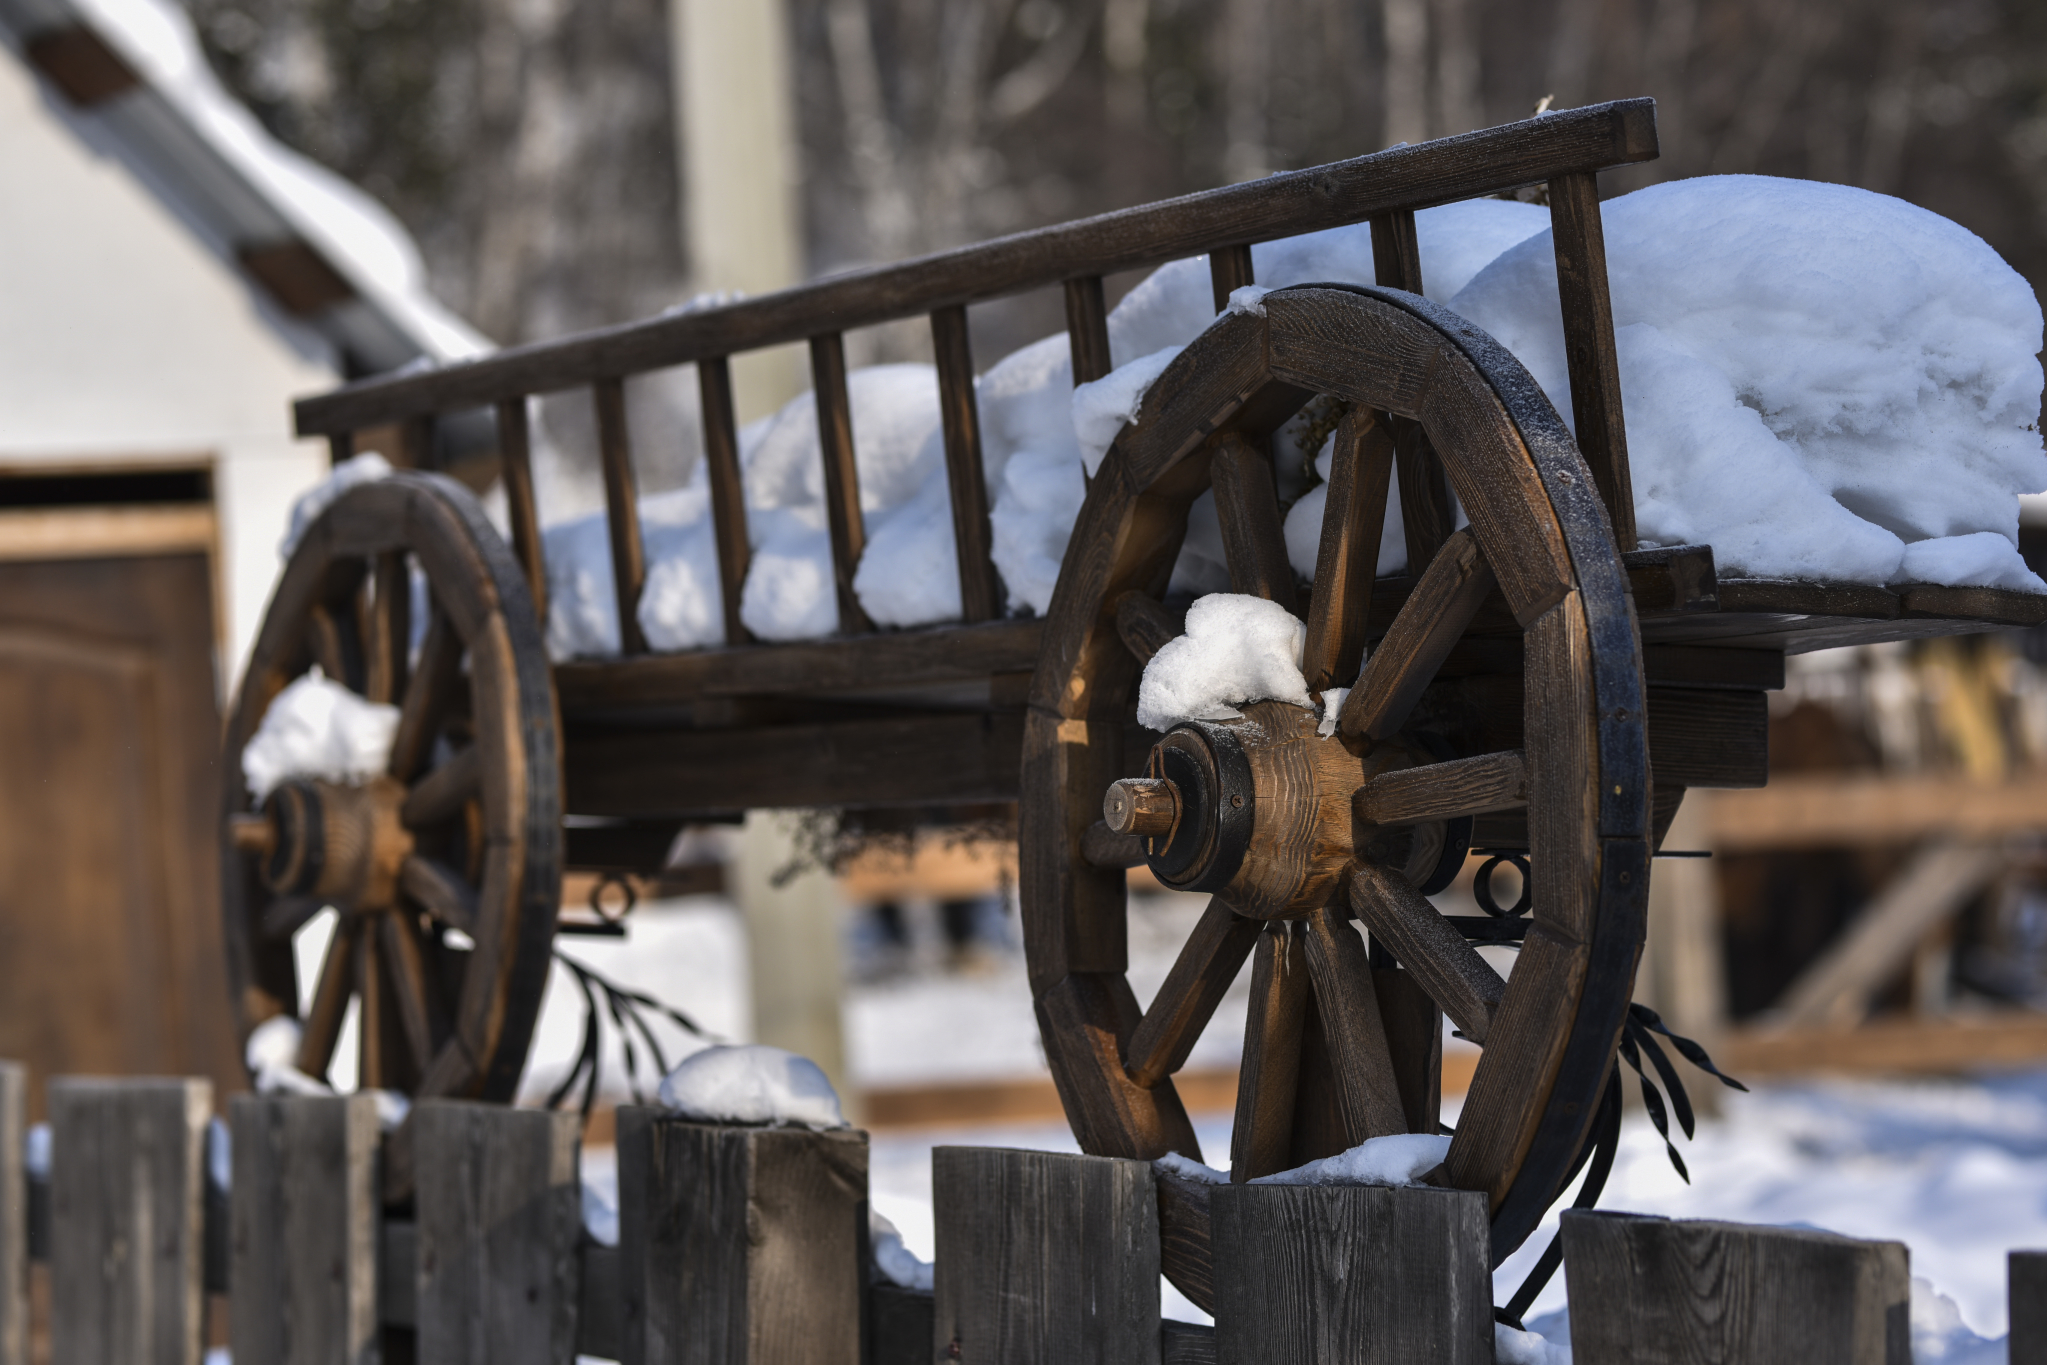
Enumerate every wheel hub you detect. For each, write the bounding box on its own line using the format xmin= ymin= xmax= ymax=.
xmin=247 ymin=777 xmax=413 ymax=914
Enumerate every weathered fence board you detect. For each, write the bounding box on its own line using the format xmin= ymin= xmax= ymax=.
xmin=869 ymin=1284 xmax=933 ymax=1365
xmin=229 ymin=1093 xmax=381 ymax=1365
xmin=1160 ymin=1320 xmax=1217 ymax=1365
xmin=2013 ymin=1250 xmax=2046 ymax=1365
xmin=1209 ymin=1183 xmax=1491 ymax=1365
xmin=48 ymin=1077 xmax=211 ymax=1365
xmin=933 ymin=1147 xmax=1160 ymax=1365
xmin=617 ymin=1110 xmax=869 ymax=1365
xmin=414 ymin=1100 xmax=582 ymax=1365
xmin=1560 ymin=1210 xmax=1911 ymax=1365
xmin=0 ymin=1063 xmax=23 ymax=1365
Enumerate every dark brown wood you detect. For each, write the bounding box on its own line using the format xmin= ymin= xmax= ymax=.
xmin=1373 ymin=968 xmax=1443 ymax=1135
xmin=496 ymin=398 xmax=549 ymax=623
xmin=1561 ymin=1211 xmax=1910 ymax=1365
xmin=1081 ymin=821 xmax=1147 ymax=869
xmin=401 ymin=746 xmax=481 ymax=829
xmin=296 ymin=103 xmax=1660 ymax=435
xmin=1369 ymin=209 xmax=1455 ymax=571
xmin=1648 ymin=686 xmax=1769 ymax=788
xmin=1547 ymin=171 xmax=1637 ymax=552
xmin=2013 ymin=1251 xmax=2047 ymax=1365
xmin=809 ymin=333 xmax=873 ymax=634
xmin=415 ymin=1101 xmax=583 ymax=1365
xmin=696 ymin=357 xmax=753 ymax=645
xmin=1231 ymin=925 xmax=1308 ymax=1182
xmin=595 ymin=378 xmax=649 ymax=655
xmin=367 ymin=551 xmax=411 ymax=706
xmin=229 ymin=1093 xmax=380 ymax=1365
xmin=1036 ymin=972 xmax=1201 ymax=1161
xmin=1348 ymin=865 xmax=1504 ymax=1045
xmin=1113 ymin=593 xmax=1183 ymax=666
xmin=295 ymin=919 xmax=359 ymax=1080
xmin=1337 ymin=529 xmax=1496 ymax=744
xmin=932 ymin=1147 xmax=1160 ymax=1365
xmin=1625 ymin=543 xmax=1716 ymax=612
xmin=1064 ymin=276 xmax=1115 ymax=386
xmin=0 ymin=1062 xmax=21 ymax=1365
xmin=1297 ymin=907 xmax=1406 ymax=1143
xmin=870 ymin=1284 xmax=933 ymax=1365
xmin=1209 ymin=244 xmax=1255 ymax=313
xmin=1358 ymin=751 xmax=1526 ymax=825
xmin=1161 ymin=1321 xmax=1216 ymax=1365
xmin=26 ymin=23 xmax=141 ymax=105
xmin=388 ymin=605 xmax=461 ymax=783
xmin=1300 ymin=408 xmax=1394 ymax=692
xmin=1210 ymin=435 xmax=1298 ymax=611
xmin=617 ymin=1110 xmax=868 ymax=1365
xmin=1125 ymin=898 xmax=1261 ymax=1089
xmin=356 ymin=924 xmax=389 ymax=1092
xmin=931 ymin=306 xmax=1002 ymax=622
xmin=400 ymin=856 xmax=480 ymax=933
xmin=1155 ymin=1170 xmax=1217 ymax=1317
xmin=379 ymin=911 xmax=443 ymax=1072
xmin=1211 ymin=1184 xmax=1491 ymax=1365
xmin=49 ymin=1078 xmax=210 ymax=1365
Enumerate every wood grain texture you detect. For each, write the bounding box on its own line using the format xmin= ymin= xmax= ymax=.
xmin=1359 ymin=750 xmax=1526 ymax=825
xmin=49 ymin=1078 xmax=210 ymax=1365
xmin=1647 ymin=686 xmax=1768 ymax=789
xmin=1347 ymin=865 xmax=1504 ymax=1045
xmin=415 ymin=1101 xmax=583 ymax=1365
xmin=1231 ymin=925 xmax=1309 ymax=1181
xmin=1373 ymin=967 xmax=1443 ymax=1135
xmin=1210 ymin=435 xmax=1299 ymax=611
xmin=809 ymin=334 xmax=872 ymax=635
xmin=1155 ymin=1169 xmax=1217 ymax=1316
xmin=297 ymin=102 xmax=1658 ymax=434
xmin=0 ymin=1063 xmax=22 ymax=1365
xmin=1561 ymin=1211 xmax=1910 ymax=1365
xmin=1369 ymin=208 xmax=1453 ymax=579
xmin=2012 ymin=1251 xmax=2046 ymax=1365
xmin=1337 ymin=529 xmax=1495 ymax=744
xmin=696 ymin=357 xmax=752 ymax=645
xmin=1300 ymin=408 xmax=1394 ymax=692
xmin=594 ymin=378 xmax=648 ymax=655
xmin=1065 ymin=277 xmax=1114 ymax=385
xmin=1113 ymin=592 xmax=1183 ymax=666
xmin=367 ymin=551 xmax=411 ymax=706
xmin=1125 ymin=898 xmax=1261 ymax=1088
xmin=228 ymin=1094 xmax=380 ymax=1365
xmin=1297 ymin=907 xmax=1407 ymax=1143
xmin=931 ymin=306 xmax=1001 ymax=622
xmin=1209 ymin=245 xmax=1255 ymax=313
xmin=1038 ymin=973 xmax=1200 ymax=1162
xmin=932 ymin=1147 xmax=1160 ymax=1365
xmin=1161 ymin=1321 xmax=1217 ymax=1365
xmin=1210 ymin=1184 xmax=1491 ymax=1365
xmin=496 ymin=398 xmax=548 ymax=624
xmin=1546 ymin=171 xmax=1636 ymax=553
xmin=617 ymin=1111 xmax=868 ymax=1365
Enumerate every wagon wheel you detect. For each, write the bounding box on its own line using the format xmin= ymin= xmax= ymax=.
xmin=1022 ymin=285 xmax=1649 ymax=1309
xmin=219 ymin=472 xmax=561 ymax=1130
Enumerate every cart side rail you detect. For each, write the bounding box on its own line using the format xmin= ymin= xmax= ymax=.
xmin=295 ymin=98 xmax=1657 ymax=650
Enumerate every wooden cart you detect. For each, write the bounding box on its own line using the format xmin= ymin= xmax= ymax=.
xmin=218 ymin=98 xmax=2047 ymax=1303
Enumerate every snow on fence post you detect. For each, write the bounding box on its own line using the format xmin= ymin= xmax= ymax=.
xmin=1561 ymin=1210 xmax=1911 ymax=1364
xmin=0 ymin=1062 xmax=24 ymax=1365
xmin=48 ymin=1077 xmax=211 ymax=1365
xmin=414 ymin=1100 xmax=583 ymax=1365
xmin=615 ymin=1109 xmax=869 ymax=1365
xmin=932 ymin=1147 xmax=1161 ymax=1365
xmin=228 ymin=1093 xmax=381 ymax=1365
xmin=1208 ymin=1183 xmax=1491 ymax=1365
xmin=2013 ymin=1251 xmax=2047 ymax=1365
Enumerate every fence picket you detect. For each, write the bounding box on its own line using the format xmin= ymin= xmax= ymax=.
xmin=0 ymin=1063 xmax=23 ymax=1365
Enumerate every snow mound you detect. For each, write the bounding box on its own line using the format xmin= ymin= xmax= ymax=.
xmin=241 ymin=669 xmax=399 ymax=800
xmin=1136 ymin=594 xmax=1314 ymax=732
xmin=871 ymin=1208 xmax=935 ymax=1291
xmin=280 ymin=453 xmax=392 ymax=558
xmin=1450 ymin=175 xmax=2047 ymax=590
xmin=1073 ymin=345 xmax=1184 ymax=476
xmin=1154 ymin=1151 xmax=1230 ymax=1184
xmin=655 ymin=1044 xmax=848 ymax=1130
xmin=1249 ymin=1132 xmax=1452 ymax=1187
xmin=1494 ymin=1321 xmax=1571 ymax=1365
xmin=244 ymin=1015 xmax=329 ymax=1098
xmin=1912 ymin=1277 xmax=2006 ymax=1363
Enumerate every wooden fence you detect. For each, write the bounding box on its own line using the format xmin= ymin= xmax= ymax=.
xmin=0 ymin=1064 xmax=2040 ymax=1365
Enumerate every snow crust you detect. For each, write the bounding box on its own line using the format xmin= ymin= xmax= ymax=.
xmin=1249 ymin=1132 xmax=1452 ymax=1187
xmin=1912 ymin=1277 xmax=2006 ymax=1363
xmin=654 ymin=1044 xmax=849 ymax=1129
xmin=1135 ymin=594 xmax=1314 ymax=732
xmin=1493 ymin=1321 xmax=1570 ymax=1365
xmin=871 ymin=1208 xmax=936 ymax=1291
xmin=1072 ymin=345 xmax=1184 ymax=476
xmin=241 ymin=669 xmax=399 ymax=800
xmin=280 ymin=453 xmax=394 ymax=558
xmin=240 ymin=1013 xmax=410 ymax=1128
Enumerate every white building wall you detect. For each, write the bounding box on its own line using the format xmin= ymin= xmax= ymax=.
xmin=0 ymin=51 xmax=336 ymax=691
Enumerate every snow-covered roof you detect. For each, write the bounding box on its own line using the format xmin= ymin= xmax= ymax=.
xmin=0 ymin=0 xmax=490 ymax=376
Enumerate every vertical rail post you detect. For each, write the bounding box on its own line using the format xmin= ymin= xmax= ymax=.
xmin=2013 ymin=1250 xmax=2047 ymax=1364
xmin=809 ymin=333 xmax=873 ymax=635
xmin=1370 ymin=210 xmax=1453 ymax=570
xmin=1063 ymin=277 xmax=1114 ymax=386
xmin=415 ymin=1100 xmax=583 ymax=1365
xmin=49 ymin=1077 xmax=211 ymax=1365
xmin=594 ymin=378 xmax=650 ymax=654
xmin=929 ymin=306 xmax=1001 ymax=622
xmin=496 ymin=397 xmax=550 ymax=624
xmin=1547 ymin=170 xmax=1637 ymax=551
xmin=328 ymin=432 xmax=354 ymax=466
xmin=0 ymin=1063 xmax=23 ymax=1365
xmin=697 ymin=356 xmax=753 ymax=645
xmin=1208 ymin=244 xmax=1255 ymax=313
xmin=228 ymin=1093 xmax=381 ymax=1365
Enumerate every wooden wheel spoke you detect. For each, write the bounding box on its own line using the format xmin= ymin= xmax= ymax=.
xmin=259 ymin=894 xmax=324 ymax=942
xmin=1336 ymin=527 xmax=1496 ymax=745
xmin=295 ymin=918 xmax=360 ymax=1080
xmin=401 ymin=746 xmax=481 ymax=829
xmin=399 ymin=855 xmax=480 ymax=933
xmin=1210 ymin=433 xmax=1299 ymax=612
xmin=357 ymin=923 xmax=386 ymax=1091
xmin=1348 ymin=863 xmax=1504 ymax=1045
xmin=388 ymin=604 xmax=461 ymax=782
xmin=1112 ymin=591 xmax=1183 ymax=666
xmin=378 ymin=911 xmax=445 ymax=1075
xmin=1298 ymin=905 xmax=1407 ymax=1143
xmin=365 ymin=551 xmax=412 ymax=705
xmin=1124 ymin=898 xmax=1262 ymax=1089
xmin=1357 ymin=750 xmax=1527 ymax=826
xmin=306 ymin=602 xmax=364 ymax=692
xmin=1230 ymin=922 xmax=1309 ymax=1181
xmin=1300 ymin=408 xmax=1395 ymax=692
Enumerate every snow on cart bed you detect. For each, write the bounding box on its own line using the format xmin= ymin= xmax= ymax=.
xmin=302 ymin=176 xmax=2047 ymax=663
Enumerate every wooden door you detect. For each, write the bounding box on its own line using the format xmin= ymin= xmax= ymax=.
xmin=0 ymin=547 xmax=241 ymax=1112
